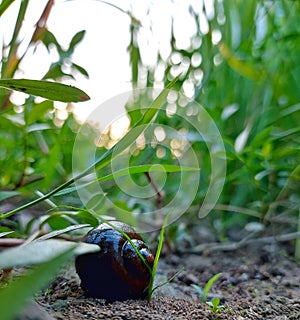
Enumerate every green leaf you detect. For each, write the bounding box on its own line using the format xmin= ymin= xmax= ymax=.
xmin=130 ymin=44 xmax=140 ymax=86
xmin=191 ymin=284 xmax=204 ymax=298
xmin=0 ymin=0 xmax=16 ymax=17
xmin=27 ymin=100 xmax=54 ymax=124
xmin=0 ymin=79 xmax=90 ymax=102
xmin=93 ymin=75 xmax=180 ymax=172
xmin=42 ymin=142 xmax=60 ymax=190
xmin=149 ymin=211 xmax=172 ymax=300
xmin=0 ymin=248 xmax=75 ymax=320
xmin=72 ymin=62 xmax=89 ymax=77
xmin=70 ymin=210 xmax=99 ymax=226
xmin=42 ymin=209 xmax=99 ymax=227
xmin=0 ymin=191 xmax=20 ymax=202
xmin=207 ymin=297 xmax=224 ymax=313
xmin=69 ymin=30 xmax=86 ymax=51
xmin=41 ymin=215 xmax=72 ymax=230
xmin=54 ymin=164 xmax=198 ymax=197
xmin=211 ymin=297 xmax=220 ymax=307
xmin=0 ymin=239 xmax=100 ymax=269
xmin=52 ymin=185 xmax=80 ymax=197
xmin=1 ymin=76 xmax=179 ymax=219
xmin=40 ymin=29 xmax=61 ymax=52
xmin=203 ymin=273 xmax=222 ymax=302
xmin=43 ymin=63 xmax=71 ymax=80
xmin=98 ymin=164 xmax=200 ymax=183
xmin=218 ymin=42 xmax=264 ymax=81
xmin=26 ymin=123 xmax=51 ymax=133
xmin=36 ymin=224 xmax=90 ymax=241
xmin=0 ymin=231 xmax=14 ymax=238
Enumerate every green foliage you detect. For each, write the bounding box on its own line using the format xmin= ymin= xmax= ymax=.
xmin=207 ymin=297 xmax=225 ymax=315
xmin=125 ymin=0 xmax=300 ymax=232
xmin=1 ymin=0 xmax=300 ymax=311
xmin=0 ymin=0 xmax=89 ymax=195
xmin=0 ymin=79 xmax=89 ymax=102
xmin=0 ymin=247 xmax=78 ymax=320
xmin=0 ymin=239 xmax=99 ymax=269
xmin=192 ymin=273 xmax=224 ymax=315
xmin=191 ymin=273 xmax=222 ymax=303
xmin=148 ymin=212 xmax=169 ymax=301
xmin=0 ymin=3 xmax=96 ymax=312
xmin=0 ymin=231 xmax=13 ymax=238
xmin=1 ymin=75 xmax=179 ymax=221
xmin=296 ymin=208 xmax=300 ymax=262
xmin=0 ymin=0 xmax=15 ymax=17
xmin=148 ymin=216 xmax=185 ymax=301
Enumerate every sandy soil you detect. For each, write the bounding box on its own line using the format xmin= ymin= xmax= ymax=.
xmin=32 ymin=241 xmax=300 ymax=320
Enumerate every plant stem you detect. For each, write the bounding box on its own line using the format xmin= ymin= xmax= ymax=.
xmin=147 ymin=211 xmax=171 ymax=301
xmin=1 ymin=76 xmax=179 ymax=219
xmin=0 ymin=0 xmax=29 ymax=109
xmin=295 ymin=208 xmax=300 ymax=262
xmin=0 ymin=162 xmax=93 ymax=219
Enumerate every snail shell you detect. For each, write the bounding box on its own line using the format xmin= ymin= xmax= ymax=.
xmin=75 ymin=221 xmax=154 ymax=301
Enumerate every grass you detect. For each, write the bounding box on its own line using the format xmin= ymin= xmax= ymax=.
xmin=191 ymin=273 xmax=224 ymax=315
xmin=0 ymin=0 xmax=299 ymax=315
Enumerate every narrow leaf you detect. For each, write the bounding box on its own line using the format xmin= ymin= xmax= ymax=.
xmin=203 ymin=273 xmax=222 ymax=302
xmin=153 ymin=267 xmax=184 ymax=292
xmin=0 ymin=231 xmax=14 ymax=238
xmin=191 ymin=284 xmax=204 ymax=298
xmin=0 ymin=239 xmax=99 ymax=269
xmin=218 ymin=43 xmax=263 ymax=81
xmin=72 ymin=62 xmax=89 ymax=77
xmin=0 ymin=79 xmax=90 ymax=102
xmin=0 ymin=191 xmax=20 ymax=202
xmin=98 ymin=164 xmax=199 ymax=182
xmin=69 ymin=30 xmax=86 ymax=51
xmin=0 ymin=0 xmax=16 ymax=17
xmin=53 ymin=164 xmax=196 ymax=197
xmin=0 ymin=248 xmax=75 ymax=320
xmin=93 ymin=75 xmax=180 ymax=172
xmin=35 ymin=224 xmax=90 ymax=241
xmin=1 ymin=76 xmax=179 ymax=219
xmin=52 ymin=185 xmax=81 ymax=197
xmin=149 ymin=211 xmax=172 ymax=300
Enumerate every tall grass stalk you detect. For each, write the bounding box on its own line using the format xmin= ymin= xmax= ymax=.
xmin=295 ymin=208 xmax=300 ymax=262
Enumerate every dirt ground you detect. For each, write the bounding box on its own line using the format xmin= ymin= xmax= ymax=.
xmin=30 ymin=240 xmax=300 ymax=320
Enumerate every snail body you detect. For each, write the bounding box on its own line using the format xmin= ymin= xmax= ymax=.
xmin=75 ymin=221 xmax=154 ymax=301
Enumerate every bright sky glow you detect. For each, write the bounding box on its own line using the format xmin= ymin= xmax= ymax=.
xmin=1 ymin=0 xmax=213 ymax=130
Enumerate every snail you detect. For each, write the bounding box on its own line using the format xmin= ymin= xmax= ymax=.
xmin=75 ymin=221 xmax=154 ymax=302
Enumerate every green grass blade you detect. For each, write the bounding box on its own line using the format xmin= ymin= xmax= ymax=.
xmin=1 ymin=0 xmax=29 ymax=78
xmin=202 ymin=273 xmax=222 ymax=302
xmin=0 ymin=191 xmax=20 ymax=202
xmin=0 ymin=231 xmax=14 ymax=238
xmin=0 ymin=76 xmax=179 ymax=219
xmin=152 ymin=267 xmax=184 ymax=293
xmin=54 ymin=163 xmax=197 ymax=197
xmin=0 ymin=0 xmax=16 ymax=16
xmin=0 ymin=79 xmax=90 ymax=102
xmin=97 ymin=164 xmax=199 ymax=182
xmin=191 ymin=284 xmax=204 ymax=298
xmin=91 ymin=75 xmax=180 ymax=173
xmin=35 ymin=224 xmax=91 ymax=241
xmin=148 ymin=211 xmax=171 ymax=301
xmin=295 ymin=208 xmax=300 ymax=262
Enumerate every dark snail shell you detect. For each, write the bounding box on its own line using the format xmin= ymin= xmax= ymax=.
xmin=75 ymin=221 xmax=154 ymax=302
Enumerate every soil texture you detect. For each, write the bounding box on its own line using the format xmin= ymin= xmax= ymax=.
xmin=31 ymin=242 xmax=300 ymax=320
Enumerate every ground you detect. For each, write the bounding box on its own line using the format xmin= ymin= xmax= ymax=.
xmin=32 ymin=240 xmax=300 ymax=320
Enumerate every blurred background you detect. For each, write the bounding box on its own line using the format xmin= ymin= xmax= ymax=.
xmin=0 ymin=0 xmax=299 ymax=252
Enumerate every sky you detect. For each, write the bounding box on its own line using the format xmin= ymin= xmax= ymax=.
xmin=1 ymin=0 xmax=212 ymax=130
